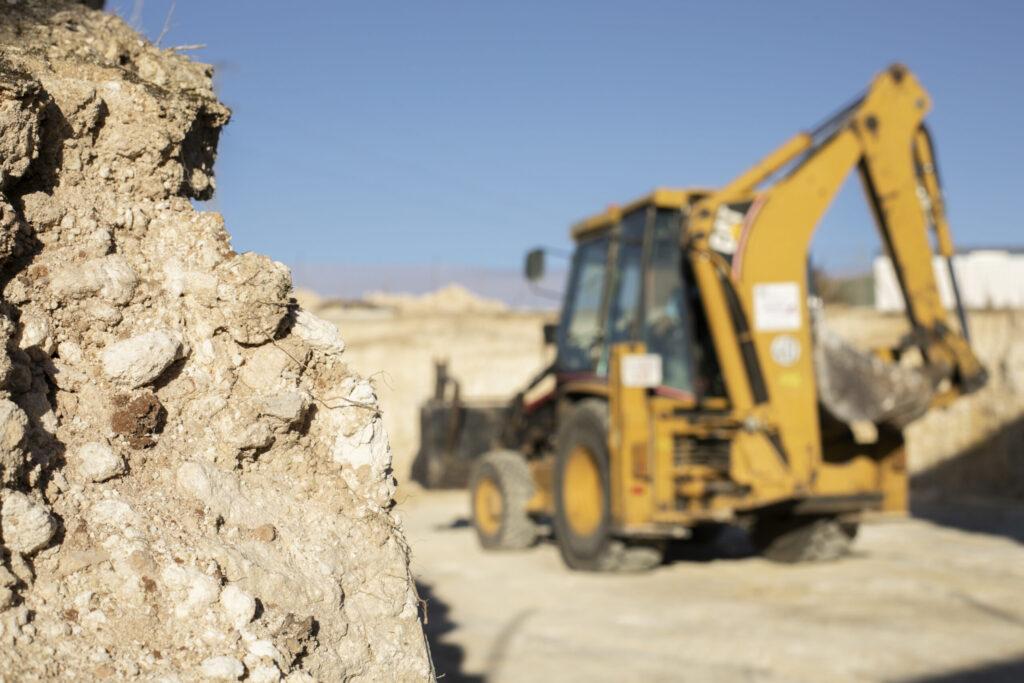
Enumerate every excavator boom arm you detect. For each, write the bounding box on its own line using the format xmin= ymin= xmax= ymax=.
xmin=685 ymin=64 xmax=985 ymax=486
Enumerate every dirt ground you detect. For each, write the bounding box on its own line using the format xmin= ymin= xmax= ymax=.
xmin=402 ymin=490 xmax=1024 ymax=683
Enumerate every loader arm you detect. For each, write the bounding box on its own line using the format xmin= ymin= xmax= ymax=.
xmin=685 ymin=64 xmax=985 ymax=488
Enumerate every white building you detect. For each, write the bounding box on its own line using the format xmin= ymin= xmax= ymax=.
xmin=874 ymin=249 xmax=1024 ymax=312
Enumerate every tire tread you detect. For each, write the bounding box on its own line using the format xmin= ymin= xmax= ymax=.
xmin=470 ymin=449 xmax=538 ymax=550
xmin=753 ymin=515 xmax=857 ymax=563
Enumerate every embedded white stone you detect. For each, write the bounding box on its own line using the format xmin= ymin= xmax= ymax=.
xmin=291 ymin=309 xmax=345 ymax=355
xmin=162 ymin=564 xmax=220 ymax=619
xmin=199 ymin=656 xmax=244 ymax=680
xmin=248 ymin=663 xmax=282 ymax=683
xmin=219 ymin=584 xmax=256 ymax=629
xmin=51 ymin=255 xmax=138 ymax=305
xmin=17 ymin=313 xmax=55 ymax=355
xmin=74 ymin=442 xmax=125 ymax=482
xmin=176 ymin=461 xmax=213 ymax=499
xmin=261 ymin=391 xmax=307 ymax=423
xmin=1 ymin=491 xmax=56 ymax=555
xmin=100 ymin=330 xmax=184 ymax=387
xmin=88 ymin=499 xmax=140 ymax=529
xmin=0 ymin=399 xmax=28 ymax=453
xmin=247 ymin=639 xmax=280 ymax=660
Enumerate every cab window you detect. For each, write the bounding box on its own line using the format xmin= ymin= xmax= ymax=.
xmin=600 ymin=209 xmax=647 ymax=374
xmin=644 ymin=210 xmax=695 ymax=394
xmin=557 ymin=235 xmax=610 ymax=373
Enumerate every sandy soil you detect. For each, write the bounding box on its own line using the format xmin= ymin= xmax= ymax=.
xmin=404 ymin=490 xmax=1024 ymax=683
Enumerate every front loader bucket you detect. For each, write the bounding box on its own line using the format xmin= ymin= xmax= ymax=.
xmin=410 ymin=362 xmax=510 ymax=489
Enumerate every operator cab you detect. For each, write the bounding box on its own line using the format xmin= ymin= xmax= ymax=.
xmin=530 ymin=189 xmax=723 ymax=403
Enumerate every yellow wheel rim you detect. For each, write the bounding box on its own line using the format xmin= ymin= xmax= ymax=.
xmin=563 ymin=446 xmax=602 ymax=536
xmin=474 ymin=476 xmax=503 ymax=537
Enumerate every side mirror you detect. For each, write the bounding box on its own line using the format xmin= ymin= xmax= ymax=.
xmin=525 ymin=248 xmax=545 ymax=282
xmin=543 ymin=322 xmax=558 ymax=345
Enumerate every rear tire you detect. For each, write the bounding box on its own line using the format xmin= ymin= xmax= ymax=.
xmin=553 ymin=399 xmax=663 ymax=572
xmin=752 ymin=514 xmax=858 ymax=563
xmin=470 ymin=450 xmax=538 ymax=550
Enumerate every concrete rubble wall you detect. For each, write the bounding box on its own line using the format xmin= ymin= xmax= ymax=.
xmin=0 ymin=2 xmax=431 ymax=680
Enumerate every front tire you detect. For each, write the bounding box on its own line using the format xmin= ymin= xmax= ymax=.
xmin=469 ymin=450 xmax=538 ymax=550
xmin=553 ymin=400 xmax=662 ymax=572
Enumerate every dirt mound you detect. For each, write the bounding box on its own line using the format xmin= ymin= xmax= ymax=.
xmin=365 ymin=284 xmax=507 ymax=315
xmin=0 ymin=3 xmax=430 ymax=680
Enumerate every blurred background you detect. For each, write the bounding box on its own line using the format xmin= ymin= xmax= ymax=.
xmin=114 ymin=2 xmax=1023 ymax=681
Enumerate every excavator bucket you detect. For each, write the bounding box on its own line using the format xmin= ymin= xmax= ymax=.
xmin=410 ymin=361 xmax=510 ymax=488
xmin=814 ymin=323 xmax=935 ymax=429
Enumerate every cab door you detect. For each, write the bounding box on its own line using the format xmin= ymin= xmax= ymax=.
xmin=601 ymin=209 xmax=648 ymax=375
xmin=605 ymin=208 xmax=712 ymax=527
xmin=603 ymin=206 xmax=701 ymax=398
xmin=602 ymin=208 xmax=658 ymax=527
xmin=556 ymin=232 xmax=613 ymax=376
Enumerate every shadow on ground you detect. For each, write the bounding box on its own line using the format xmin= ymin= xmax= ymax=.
xmin=911 ymin=414 xmax=1024 ymax=544
xmin=900 ymin=655 xmax=1024 ymax=683
xmin=418 ymin=580 xmax=534 ymax=682
xmin=418 ymin=581 xmax=481 ymax=682
xmin=662 ymin=524 xmax=758 ymax=563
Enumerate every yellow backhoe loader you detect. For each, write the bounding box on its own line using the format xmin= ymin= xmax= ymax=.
xmin=417 ymin=64 xmax=986 ymax=569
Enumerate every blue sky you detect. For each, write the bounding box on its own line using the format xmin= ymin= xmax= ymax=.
xmin=112 ymin=1 xmax=1022 ymax=278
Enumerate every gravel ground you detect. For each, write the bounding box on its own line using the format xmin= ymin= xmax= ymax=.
xmin=402 ymin=490 xmax=1024 ymax=683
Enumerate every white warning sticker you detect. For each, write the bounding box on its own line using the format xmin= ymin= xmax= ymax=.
xmin=753 ymin=282 xmax=801 ymax=332
xmin=709 ymin=205 xmax=744 ymax=255
xmin=621 ymin=354 xmax=663 ymax=389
